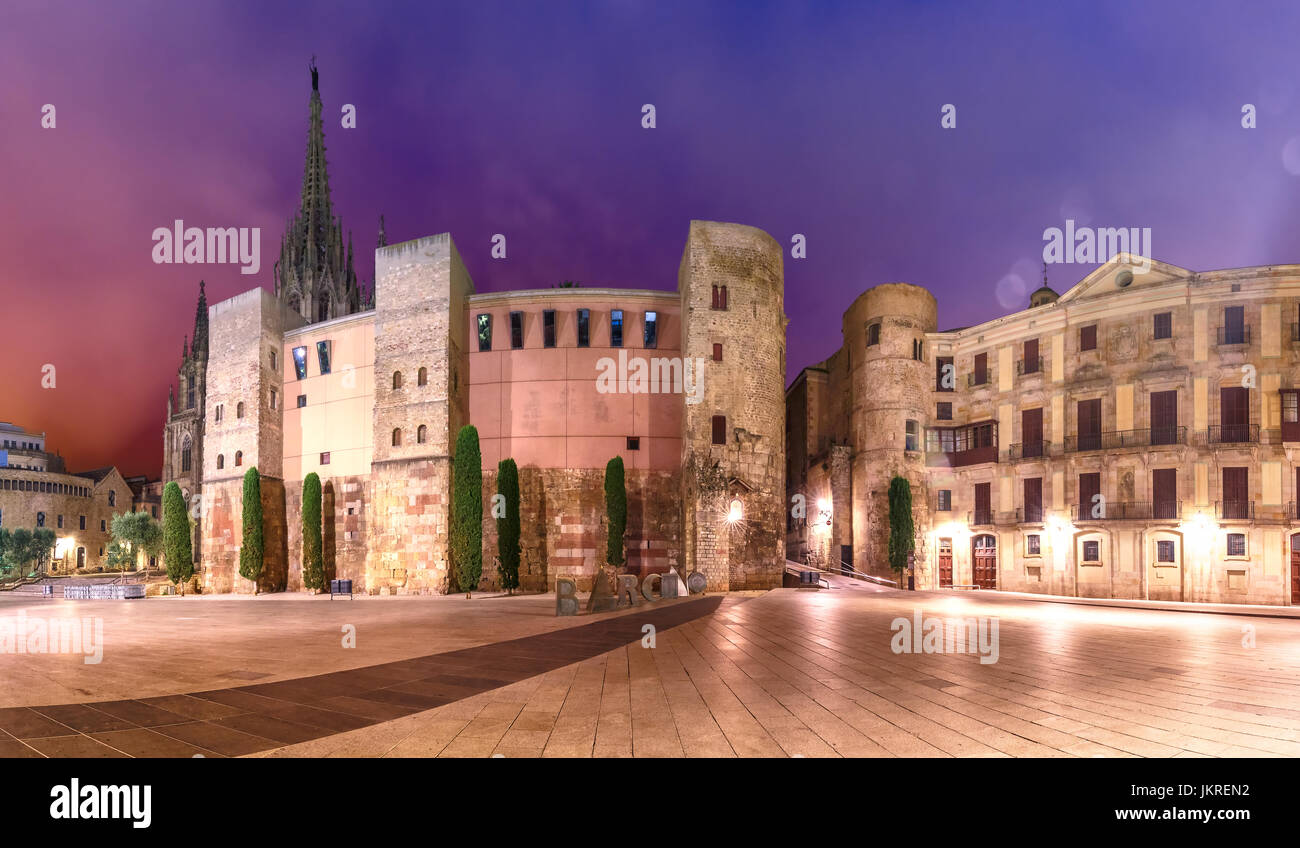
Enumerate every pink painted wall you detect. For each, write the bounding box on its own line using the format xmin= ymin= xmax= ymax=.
xmin=466 ymin=290 xmax=682 ymax=471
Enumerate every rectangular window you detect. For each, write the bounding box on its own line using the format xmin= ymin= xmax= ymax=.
xmin=270 ymin=389 xmax=277 ymax=410
xmin=1079 ymin=472 xmax=1101 ymax=519
xmin=292 ymin=346 xmax=309 ymax=380
xmin=626 ymin=437 xmax=640 ymax=451
xmin=912 ymin=338 xmax=924 ymax=361
xmin=973 ymin=482 xmax=991 ymax=525
xmin=1153 ymin=468 xmax=1178 ymax=519
xmin=973 ymin=352 xmax=988 ymax=386
xmin=935 ymin=356 xmax=954 ymax=391
xmin=1027 ymin=534 xmax=1041 ymax=555
xmin=1227 ymin=533 xmax=1246 ymax=557
xmin=1154 ymin=312 xmax=1172 ymax=340
xmin=57 ymin=515 xmax=63 ymax=529
xmin=713 ymin=343 xmax=723 ymax=362
xmin=510 ymin=311 xmax=524 ymax=349
xmin=270 ymin=350 xmax=278 ymax=371
xmin=711 ymin=415 xmax=726 ymax=445
xmin=1021 ymin=408 xmax=1043 ymax=457
xmin=1222 ymin=466 xmax=1249 ymax=519
xmin=644 ymin=311 xmax=657 ymax=348
xmin=316 ymin=341 xmax=332 ymax=375
xmin=1022 ymin=338 xmax=1039 ymax=373
xmin=711 ymin=285 xmax=728 ymax=310
xmin=611 ymin=310 xmax=624 ymax=347
xmin=866 ymin=323 xmax=881 ymax=346
xmin=1076 ymin=398 xmax=1102 ymax=451
xmin=1023 ymin=477 xmax=1042 ymax=523
xmin=543 ymin=310 xmax=556 ymax=348
xmin=905 ymin=420 xmax=919 ymax=452
xmin=1156 ymin=540 xmax=1175 ymax=562
xmin=320 ymin=452 xmax=330 ymax=465
xmin=1220 ymin=386 xmax=1250 ymax=442
xmin=1150 ymin=390 xmax=1178 ymax=445
xmin=936 ymin=402 xmax=953 ymax=421
xmin=1224 ymin=305 xmax=1245 ymax=344
xmin=576 ymin=309 xmax=590 ymax=347
xmin=80 ymin=516 xmax=86 ymax=530
xmin=937 ymin=490 xmax=951 ymax=511
xmin=477 ymin=314 xmax=492 ymax=351
xmin=1080 ymin=325 xmax=1097 ymax=351
xmin=215 ymin=405 xmax=223 ymax=423
xmin=1283 ymin=389 xmax=1300 ymax=442
xmin=297 ymin=394 xmax=307 ymax=408
xmin=1082 ymin=540 xmax=1100 ymax=562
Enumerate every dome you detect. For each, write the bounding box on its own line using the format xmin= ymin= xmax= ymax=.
xmin=1029 ymin=286 xmax=1059 ymax=308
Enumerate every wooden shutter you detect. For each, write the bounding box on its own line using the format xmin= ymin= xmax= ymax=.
xmin=1023 ymin=338 xmax=1038 ymax=372
xmin=1080 ymin=325 xmax=1097 ymax=351
xmin=1150 ymin=390 xmax=1177 ymax=444
xmin=1079 ymin=472 xmax=1101 ymax=519
xmin=1022 ymin=408 xmax=1043 ymax=457
xmin=1153 ymin=468 xmax=1176 ymax=518
xmin=974 ymin=482 xmax=991 ymax=522
xmin=711 ymin=415 xmax=726 ymax=445
xmin=974 ymin=352 xmax=987 ymax=385
xmin=1222 ymin=467 xmax=1248 ymax=518
xmin=1023 ymin=477 xmax=1042 ymax=522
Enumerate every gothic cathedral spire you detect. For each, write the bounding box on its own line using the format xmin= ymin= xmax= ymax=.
xmin=274 ymin=60 xmax=362 ymax=324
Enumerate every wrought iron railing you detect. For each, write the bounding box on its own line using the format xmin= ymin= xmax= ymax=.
xmin=1007 ymin=441 xmax=1050 ymax=460
xmin=1015 ymin=357 xmax=1043 ymax=376
xmin=1202 ymin=424 xmax=1259 ymax=445
xmin=1217 ymin=500 xmax=1254 ymax=520
xmin=1065 ymin=427 xmax=1186 ymax=453
xmin=1215 ymin=325 xmax=1251 ymax=346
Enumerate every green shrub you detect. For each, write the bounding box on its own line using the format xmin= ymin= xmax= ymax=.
xmin=451 ymin=426 xmax=482 ymax=597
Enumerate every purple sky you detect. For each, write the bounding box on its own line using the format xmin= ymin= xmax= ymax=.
xmin=4 ymin=0 xmax=1300 ymax=476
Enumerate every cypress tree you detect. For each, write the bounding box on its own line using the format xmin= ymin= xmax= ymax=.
xmin=302 ymin=472 xmax=324 ymax=591
xmin=604 ymin=456 xmax=627 ymax=569
xmin=497 ymin=458 xmax=521 ymax=594
xmin=888 ymin=475 xmax=915 ymax=576
xmin=162 ymin=482 xmax=193 ymax=593
xmin=239 ymin=466 xmax=264 ymax=588
xmin=451 ymin=425 xmax=482 ymax=598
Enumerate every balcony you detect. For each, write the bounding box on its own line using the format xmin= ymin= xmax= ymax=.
xmin=1007 ymin=441 xmax=1051 ymax=461
xmin=1074 ymin=501 xmax=1181 ymax=521
xmin=1064 ymin=427 xmax=1186 ymax=453
xmin=1217 ymin=500 xmax=1254 ymax=520
xmin=1215 ymin=325 xmax=1251 ymax=346
xmin=968 ymin=509 xmax=994 ymax=527
xmin=1202 ymin=424 xmax=1259 ymax=445
xmin=967 ymin=370 xmax=991 ymax=388
xmin=926 ymin=422 xmax=998 ymax=468
xmin=1015 ymin=357 xmax=1043 ymax=377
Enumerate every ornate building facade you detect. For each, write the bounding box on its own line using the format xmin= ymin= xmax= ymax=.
xmin=787 ymin=255 xmax=1300 ymax=606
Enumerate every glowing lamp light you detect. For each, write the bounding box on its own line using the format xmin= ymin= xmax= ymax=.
xmin=727 ymin=498 xmax=743 ymax=523
xmin=55 ymin=536 xmax=75 ymax=559
xmin=817 ymin=498 xmax=833 ymax=527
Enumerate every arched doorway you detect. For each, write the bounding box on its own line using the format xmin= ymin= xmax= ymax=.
xmin=971 ymin=534 xmax=996 ymax=589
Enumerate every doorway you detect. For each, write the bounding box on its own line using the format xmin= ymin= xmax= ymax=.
xmin=971 ymin=534 xmax=997 ymax=589
xmin=938 ymin=538 xmax=953 ymax=588
xmin=1291 ymin=534 xmax=1300 ymax=605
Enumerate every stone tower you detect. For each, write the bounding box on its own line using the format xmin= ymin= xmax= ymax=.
xmin=162 ymin=279 xmax=209 ymax=563
xmin=844 ymin=283 xmax=936 ymax=580
xmin=367 ymin=235 xmax=474 ymax=594
xmin=273 ymin=62 xmax=365 ymax=324
xmin=678 ymin=221 xmax=786 ymax=591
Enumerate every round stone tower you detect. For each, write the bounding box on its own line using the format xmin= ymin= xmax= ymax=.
xmin=843 ymin=283 xmax=937 ymax=580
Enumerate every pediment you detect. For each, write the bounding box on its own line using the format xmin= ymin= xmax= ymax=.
xmin=1056 ymin=254 xmax=1190 ymax=304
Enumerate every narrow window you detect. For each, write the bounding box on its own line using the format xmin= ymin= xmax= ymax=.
xmin=57 ymin=515 xmax=64 ymax=529
xmin=1080 ymin=325 xmax=1097 ymax=351
xmin=316 ymin=340 xmax=332 ymax=375
xmin=866 ymin=323 xmax=881 ymax=346
xmin=393 ymin=371 xmax=402 ymax=390
xmin=236 ymin=402 xmax=245 ymax=419
xmin=108 ymin=491 xmax=116 ymax=507
xmin=293 ymin=346 xmax=309 ymax=380
xmin=270 ymin=389 xmax=277 ymax=410
xmin=713 ymin=343 xmax=723 ymax=362
xmin=1223 ymin=305 xmax=1245 ymax=345
xmin=80 ymin=516 xmax=86 ymax=530
xmin=711 ymin=415 xmax=727 ymax=445
xmin=186 ymin=375 xmax=195 ymax=410
xmin=576 ymin=309 xmax=590 ymax=347
xmin=510 ymin=311 xmax=524 ymax=349
xmin=937 ymin=490 xmax=951 ymax=511
xmin=320 ymin=452 xmax=330 ymax=465
xmin=217 ymin=454 xmax=224 ymax=470
xmin=905 ymin=419 xmax=919 ymax=451
xmin=181 ymin=436 xmax=192 ymax=472
xmin=626 ymin=436 xmax=640 ymax=450
xmin=477 ymin=314 xmax=492 ymax=351
xmin=611 ymin=310 xmax=624 ymax=347
xmin=711 ymin=285 xmax=729 ymax=310
xmin=644 ymin=311 xmax=658 ymax=348
xmin=417 ymin=366 xmax=428 ymax=387
xmin=235 ymin=451 xmax=243 ymax=466
xmin=1153 ymin=312 xmax=1172 ymax=340
xmin=543 ymin=310 xmax=556 ymax=348
xmin=973 ymin=352 xmax=988 ymax=386
xmin=36 ymin=512 xmax=44 ymax=528
xmin=392 ymin=428 xmax=402 ymax=447
xmin=912 ymin=338 xmax=923 ymax=361
xmin=297 ymin=394 xmax=307 ymax=408
xmin=935 ymin=356 xmax=954 ymax=391
xmin=417 ymin=424 xmax=427 ymax=444
xmin=1022 ymin=338 xmax=1039 ymax=374
xmin=270 ymin=350 xmax=278 ymax=371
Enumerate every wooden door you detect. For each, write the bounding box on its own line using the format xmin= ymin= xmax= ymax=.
xmin=1291 ymin=535 xmax=1300 ymax=605
xmin=971 ymin=535 xmax=997 ymax=589
xmin=1220 ymin=386 xmax=1250 ymax=442
xmin=974 ymin=482 xmax=991 ymax=525
xmin=1077 ymin=398 xmax=1101 ymax=451
xmin=1079 ymin=472 xmax=1101 ymax=520
xmin=1222 ymin=466 xmax=1248 ymax=519
xmin=938 ymin=539 xmax=953 ymax=588
xmin=1023 ymin=477 xmax=1043 ymax=523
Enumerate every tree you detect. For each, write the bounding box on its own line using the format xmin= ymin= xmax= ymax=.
xmin=7 ymin=528 xmax=33 ymax=575
xmin=888 ymin=475 xmax=915 ymax=578
xmin=604 ymin=456 xmax=627 ymax=569
xmin=108 ymin=511 xmax=163 ymax=571
xmin=302 ymin=472 xmax=324 ymax=592
xmin=239 ymin=466 xmax=264 ymax=589
xmin=496 ymin=458 xmax=521 ymax=594
xmin=30 ymin=529 xmax=55 ymax=574
xmin=162 ymin=482 xmax=193 ymax=593
xmin=1 ymin=528 xmax=53 ymax=577
xmin=451 ymin=425 xmax=482 ymax=598
xmin=0 ymin=528 xmax=11 ymax=578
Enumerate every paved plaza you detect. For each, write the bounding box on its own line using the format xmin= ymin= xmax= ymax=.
xmin=1 ymin=583 xmax=1298 ymax=757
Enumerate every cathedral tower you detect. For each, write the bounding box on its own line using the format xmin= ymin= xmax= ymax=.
xmin=162 ymin=280 xmax=209 ymax=564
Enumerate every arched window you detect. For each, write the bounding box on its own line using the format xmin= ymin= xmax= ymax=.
xmin=181 ymin=435 xmax=193 ymax=472
xmin=186 ymin=375 xmax=195 ymax=410
xmin=237 ymin=402 xmax=245 ymax=419
xmin=235 ymin=451 xmax=243 ymax=466
xmin=418 ymin=367 xmax=428 ymax=387
xmin=392 ymin=428 xmax=402 ymax=447
xmin=417 ymin=425 xmax=427 ymax=444
xmin=217 ymin=454 xmax=225 ymax=470
xmin=393 ymin=371 xmax=403 ymax=390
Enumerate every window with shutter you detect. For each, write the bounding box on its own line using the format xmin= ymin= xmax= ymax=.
xmin=1022 ymin=338 xmax=1039 ymax=374
xmin=1077 ymin=398 xmax=1102 ymax=451
xmin=1080 ymin=325 xmax=1097 ymax=351
xmin=1021 ymin=408 xmax=1043 ymax=457
xmin=1078 ymin=472 xmax=1101 ymax=520
xmin=1153 ymin=468 xmax=1177 ymax=519
xmin=1222 ymin=467 xmax=1248 ymax=519
xmin=974 ymin=482 xmax=991 ymax=525
xmin=1219 ymin=387 xmax=1250 ymax=442
xmin=1023 ymin=477 xmax=1042 ymax=522
xmin=1150 ymin=390 xmax=1178 ymax=445
xmin=973 ymin=352 xmax=988 ymax=386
